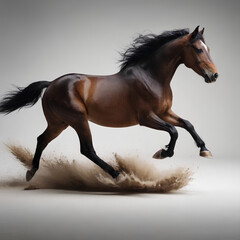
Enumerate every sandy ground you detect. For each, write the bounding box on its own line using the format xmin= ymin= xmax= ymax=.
xmin=0 ymin=155 xmax=240 ymax=240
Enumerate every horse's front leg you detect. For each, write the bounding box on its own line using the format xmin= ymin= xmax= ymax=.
xmin=139 ymin=112 xmax=178 ymax=159
xmin=162 ymin=110 xmax=212 ymax=158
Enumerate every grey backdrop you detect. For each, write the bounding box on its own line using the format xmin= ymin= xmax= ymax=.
xmin=0 ymin=0 xmax=239 ymax=162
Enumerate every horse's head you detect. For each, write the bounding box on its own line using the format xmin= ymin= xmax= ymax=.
xmin=182 ymin=26 xmax=218 ymax=83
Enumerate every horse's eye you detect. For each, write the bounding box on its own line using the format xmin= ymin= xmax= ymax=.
xmin=193 ymin=46 xmax=203 ymax=54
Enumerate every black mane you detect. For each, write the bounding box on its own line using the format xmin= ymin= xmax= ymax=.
xmin=120 ymin=29 xmax=189 ymax=70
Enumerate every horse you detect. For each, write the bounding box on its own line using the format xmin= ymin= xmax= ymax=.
xmin=0 ymin=26 xmax=218 ymax=181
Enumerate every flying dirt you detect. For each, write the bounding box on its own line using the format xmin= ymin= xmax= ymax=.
xmin=1 ymin=144 xmax=193 ymax=193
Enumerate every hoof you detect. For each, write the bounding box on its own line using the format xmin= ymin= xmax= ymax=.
xmin=26 ymin=168 xmax=37 ymax=182
xmin=111 ymin=170 xmax=120 ymax=179
xmin=200 ymin=150 xmax=213 ymax=159
xmin=152 ymin=149 xmax=167 ymax=159
xmin=153 ymin=149 xmax=163 ymax=159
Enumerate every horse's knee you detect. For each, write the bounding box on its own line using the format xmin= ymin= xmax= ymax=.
xmin=169 ymin=126 xmax=178 ymax=140
xmin=182 ymin=119 xmax=195 ymax=132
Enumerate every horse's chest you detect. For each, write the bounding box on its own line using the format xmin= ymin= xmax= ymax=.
xmin=154 ymin=89 xmax=173 ymax=114
xmin=158 ymin=98 xmax=172 ymax=113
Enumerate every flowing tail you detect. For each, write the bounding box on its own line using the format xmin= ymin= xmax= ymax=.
xmin=0 ymin=81 xmax=51 ymax=114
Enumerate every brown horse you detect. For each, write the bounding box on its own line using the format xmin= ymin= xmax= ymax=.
xmin=0 ymin=26 xmax=218 ymax=181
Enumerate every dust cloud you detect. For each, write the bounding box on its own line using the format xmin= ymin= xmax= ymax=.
xmin=2 ymin=144 xmax=193 ymax=193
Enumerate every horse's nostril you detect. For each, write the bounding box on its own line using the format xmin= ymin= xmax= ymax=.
xmin=214 ymin=73 xmax=219 ymax=79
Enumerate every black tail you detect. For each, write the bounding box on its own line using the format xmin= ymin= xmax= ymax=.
xmin=0 ymin=81 xmax=51 ymax=114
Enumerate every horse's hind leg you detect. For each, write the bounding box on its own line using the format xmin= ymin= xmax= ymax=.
xmin=26 ymin=122 xmax=68 ymax=181
xmin=70 ymin=115 xmax=120 ymax=179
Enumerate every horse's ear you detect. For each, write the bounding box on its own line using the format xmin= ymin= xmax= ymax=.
xmin=200 ymin=27 xmax=205 ymax=35
xmin=190 ymin=26 xmax=200 ymax=40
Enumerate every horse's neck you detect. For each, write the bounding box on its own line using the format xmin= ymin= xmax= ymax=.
xmin=154 ymin=39 xmax=184 ymax=86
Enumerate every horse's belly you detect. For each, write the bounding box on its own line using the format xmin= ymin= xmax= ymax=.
xmin=87 ymin=104 xmax=138 ymax=127
xmin=86 ymin=91 xmax=138 ymax=127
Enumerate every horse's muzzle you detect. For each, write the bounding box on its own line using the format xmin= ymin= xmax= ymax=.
xmin=204 ymin=72 xmax=218 ymax=83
